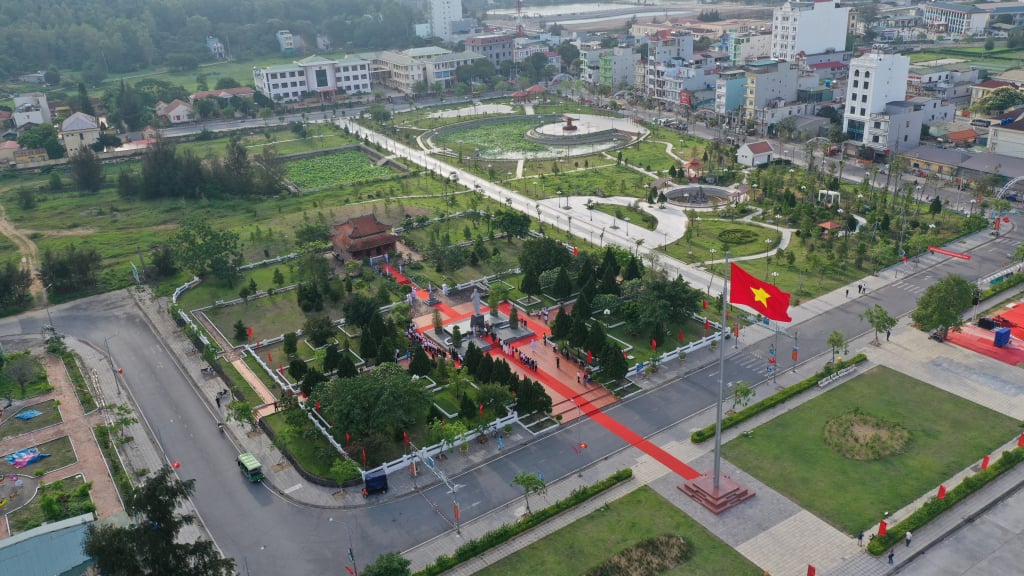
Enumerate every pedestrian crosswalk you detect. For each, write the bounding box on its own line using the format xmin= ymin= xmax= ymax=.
xmin=892 ymin=280 xmax=926 ymax=295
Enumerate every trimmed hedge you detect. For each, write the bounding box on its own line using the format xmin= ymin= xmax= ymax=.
xmin=60 ymin=351 xmax=97 ymax=413
xmin=414 ymin=468 xmax=634 ymax=576
xmin=980 ymin=273 xmax=1024 ymax=301
xmin=867 ymin=446 xmax=1024 ymax=555
xmin=691 ymin=354 xmax=868 ymax=443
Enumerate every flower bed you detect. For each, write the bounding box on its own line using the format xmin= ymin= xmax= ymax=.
xmin=285 ymin=149 xmax=394 ymax=190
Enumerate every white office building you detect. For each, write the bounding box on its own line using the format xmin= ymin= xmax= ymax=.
xmin=770 ymin=1 xmax=851 ymax=61
xmin=429 ymin=0 xmax=463 ymax=43
xmin=252 ymin=55 xmax=371 ymax=103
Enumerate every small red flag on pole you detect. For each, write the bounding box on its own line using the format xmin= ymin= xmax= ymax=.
xmin=702 ymin=299 xmax=707 ymax=310
xmin=878 ymin=520 xmax=887 ymax=536
xmin=705 ymin=318 xmax=710 ymax=331
xmin=278 ymin=363 xmax=284 ymax=373
xmin=937 ymin=484 xmax=946 ymax=499
xmin=247 ymin=326 xmax=253 ymax=339
xmin=479 ymin=402 xmax=484 ymax=416
xmin=651 ymin=338 xmax=657 ymax=351
xmin=587 ymin=349 xmax=593 ymax=364
xmin=345 ymin=433 xmax=351 ymax=446
xmin=267 ymin=353 xmax=272 ymax=363
xmin=403 ymin=431 xmax=409 ymax=446
xmin=678 ymin=329 xmax=684 ymax=340
xmin=346 ymin=567 xmax=355 ymax=575
xmin=362 ymin=448 xmax=367 ymax=465
xmin=982 ymin=454 xmax=990 ymax=470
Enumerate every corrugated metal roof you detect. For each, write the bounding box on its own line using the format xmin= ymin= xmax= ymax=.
xmin=0 ymin=513 xmax=94 ymax=575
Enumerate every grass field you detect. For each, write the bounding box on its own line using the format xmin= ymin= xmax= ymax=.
xmin=591 ymin=203 xmax=658 ymax=231
xmin=0 ymin=399 xmax=63 ymax=441
xmin=7 ymin=474 xmax=94 ymax=534
xmin=723 ymin=366 xmax=1022 ymax=534
xmin=529 ymin=164 xmax=651 ymax=201
xmin=474 ymin=486 xmax=762 ymax=576
xmin=262 ymin=411 xmax=356 ymax=483
xmin=285 ymin=149 xmax=396 ymax=190
xmin=202 ymin=292 xmax=348 ymax=346
xmin=0 ymin=435 xmax=77 ymax=476
xmin=666 ymin=219 xmax=781 ymax=264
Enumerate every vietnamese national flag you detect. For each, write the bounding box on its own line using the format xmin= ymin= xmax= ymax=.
xmin=403 ymin=431 xmax=409 ymax=446
xmin=651 ymin=338 xmax=657 ymax=351
xmin=729 ymin=263 xmax=792 ymax=322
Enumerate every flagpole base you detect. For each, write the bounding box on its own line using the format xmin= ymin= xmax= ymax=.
xmin=679 ymin=472 xmax=755 ymax=515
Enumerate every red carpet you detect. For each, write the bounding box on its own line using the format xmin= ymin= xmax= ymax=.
xmin=489 ymin=343 xmax=700 ymax=481
xmin=993 ymin=302 xmax=1024 ymax=340
xmin=382 ymin=263 xmax=428 ymax=300
xmin=945 ymin=324 xmax=1024 ymax=366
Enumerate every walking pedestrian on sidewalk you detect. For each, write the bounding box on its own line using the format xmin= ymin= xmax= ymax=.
xmin=857 ymin=531 xmax=864 ymax=547
xmin=846 ymin=288 xmax=849 ymax=298
xmin=905 ymin=531 xmax=912 ymax=547
xmin=888 ymin=550 xmax=895 ymax=565
xmin=556 ymin=357 xmax=560 ymax=369
xmin=886 ymin=329 xmax=891 ymax=341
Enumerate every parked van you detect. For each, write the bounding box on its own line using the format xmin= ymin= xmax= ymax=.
xmin=362 ymin=470 xmax=389 ymax=497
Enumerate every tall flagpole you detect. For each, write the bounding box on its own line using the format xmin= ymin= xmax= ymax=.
xmin=712 ymin=254 xmax=730 ymax=490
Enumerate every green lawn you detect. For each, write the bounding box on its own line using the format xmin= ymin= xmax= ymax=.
xmin=474 ymin=486 xmax=762 ymax=576
xmin=262 ymin=411 xmax=360 ymax=483
xmin=0 ymin=353 xmax=52 ymax=400
xmin=7 ymin=474 xmax=95 ymax=534
xmin=0 ymin=436 xmax=77 ymax=476
xmin=666 ymin=219 xmax=781 ymax=264
xmin=0 ymin=399 xmax=63 ymax=440
xmin=528 ymin=164 xmax=650 ymax=201
xmin=591 ymin=203 xmax=658 ymax=231
xmin=202 ymin=292 xmax=342 ymax=346
xmin=723 ymin=366 xmax=1022 ymax=534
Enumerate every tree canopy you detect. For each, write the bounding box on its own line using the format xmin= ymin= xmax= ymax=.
xmin=314 ymin=362 xmax=430 ymax=440
xmin=169 ymin=214 xmax=242 ymax=285
xmin=83 ymin=466 xmax=235 ymax=576
xmin=911 ymin=274 xmax=973 ymax=337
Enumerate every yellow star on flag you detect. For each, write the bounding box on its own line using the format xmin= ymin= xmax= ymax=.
xmin=751 ymin=286 xmax=771 ymax=308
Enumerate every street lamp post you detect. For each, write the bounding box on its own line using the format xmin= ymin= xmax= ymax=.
xmin=771 ymin=271 xmax=779 ymax=285
xmin=624 ymin=217 xmax=630 ymax=236
xmin=764 ymin=238 xmax=772 ymax=278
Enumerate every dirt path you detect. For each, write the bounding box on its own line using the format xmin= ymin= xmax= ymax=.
xmin=0 ymin=204 xmax=43 ymax=299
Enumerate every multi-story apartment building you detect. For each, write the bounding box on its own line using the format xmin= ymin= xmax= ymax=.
xmin=725 ymin=31 xmax=772 ymax=66
xmin=429 ymin=0 xmax=463 ymax=42
xmin=770 ymin=1 xmax=850 ymax=61
xmin=252 ymin=55 xmax=371 ymax=103
xmin=465 ymin=34 xmax=514 ymax=67
xmin=743 ymin=60 xmax=801 ymax=120
xmin=276 ymin=30 xmax=297 ymax=55
xmin=599 ymin=47 xmax=636 ymax=88
xmin=715 ymin=69 xmax=749 ymax=114
xmin=843 ymin=51 xmax=916 ymax=152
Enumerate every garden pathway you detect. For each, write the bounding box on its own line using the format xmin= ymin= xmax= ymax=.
xmin=0 ymin=354 xmax=122 ymax=539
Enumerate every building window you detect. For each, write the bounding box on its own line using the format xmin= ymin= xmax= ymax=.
xmin=850 ymin=105 xmax=855 ymax=113
xmin=874 ymin=121 xmax=881 ymax=129
xmin=864 ymin=71 xmax=870 ymax=78
xmin=860 ymin=108 xmax=866 ymax=115
xmin=853 ymin=80 xmax=859 ymax=88
xmin=863 ymin=81 xmax=869 ymax=89
xmin=854 ymin=69 xmax=860 ymax=77
xmin=861 ymin=95 xmax=867 ymax=103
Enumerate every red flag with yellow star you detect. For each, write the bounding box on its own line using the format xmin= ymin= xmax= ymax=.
xmin=729 ymin=262 xmax=792 ymax=322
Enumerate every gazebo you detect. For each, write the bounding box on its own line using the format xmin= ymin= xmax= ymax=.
xmin=683 ymin=158 xmax=704 ymax=181
xmin=817 ymin=220 xmax=842 ymax=239
xmin=511 ymin=90 xmax=528 ymax=101
xmin=525 ymin=84 xmax=547 ymax=96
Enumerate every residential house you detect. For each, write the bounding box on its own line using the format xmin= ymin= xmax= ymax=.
xmin=987 ymin=113 xmax=1024 ymax=158
xmin=0 ymin=140 xmax=20 ymax=165
xmin=14 ymin=148 xmax=49 ymax=167
xmin=737 ymin=141 xmax=775 ymax=166
xmin=277 ymin=30 xmax=297 ymax=55
xmin=189 ymin=87 xmax=256 ymax=103
xmin=970 ymin=79 xmax=1016 ymax=110
xmin=206 ymin=36 xmax=226 ymax=59
xmin=330 ymin=214 xmax=398 ymax=261
xmin=60 ymin=112 xmax=101 ymax=156
xmin=902 ymin=146 xmax=971 ymax=178
xmin=12 ymin=93 xmax=51 ymax=129
xmin=155 ymin=100 xmax=193 ymax=124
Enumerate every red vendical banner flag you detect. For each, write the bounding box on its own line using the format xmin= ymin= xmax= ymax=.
xmin=346 ymin=567 xmax=355 ymax=575
xmin=268 ymin=353 xmax=272 ymax=363
xmin=678 ymin=329 xmax=684 ymax=341
xmin=937 ymin=484 xmax=946 ymax=499
xmin=479 ymin=402 xmax=484 ymax=416
xmin=247 ymin=326 xmax=253 ymax=339
xmin=702 ymin=299 xmax=707 ymax=310
xmin=573 ymin=246 xmax=579 ymax=256
xmin=878 ymin=520 xmax=887 ymax=536
xmin=587 ymin=350 xmax=593 ymax=364
xmin=807 ymin=566 xmax=816 ymax=576
xmin=362 ymin=448 xmax=367 ymax=465
xmin=729 ymin=262 xmax=792 ymax=322
xmin=315 ymin=401 xmax=321 ymax=412
xmin=403 ymin=431 xmax=409 ymax=446
xmin=705 ymin=318 xmax=710 ymax=331
xmin=651 ymin=338 xmax=657 ymax=351
xmin=345 ymin=433 xmax=350 ymax=446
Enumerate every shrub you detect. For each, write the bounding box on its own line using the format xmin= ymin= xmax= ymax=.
xmin=717 ymin=228 xmax=758 ymax=245
xmin=867 ymin=447 xmax=1024 ymax=555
